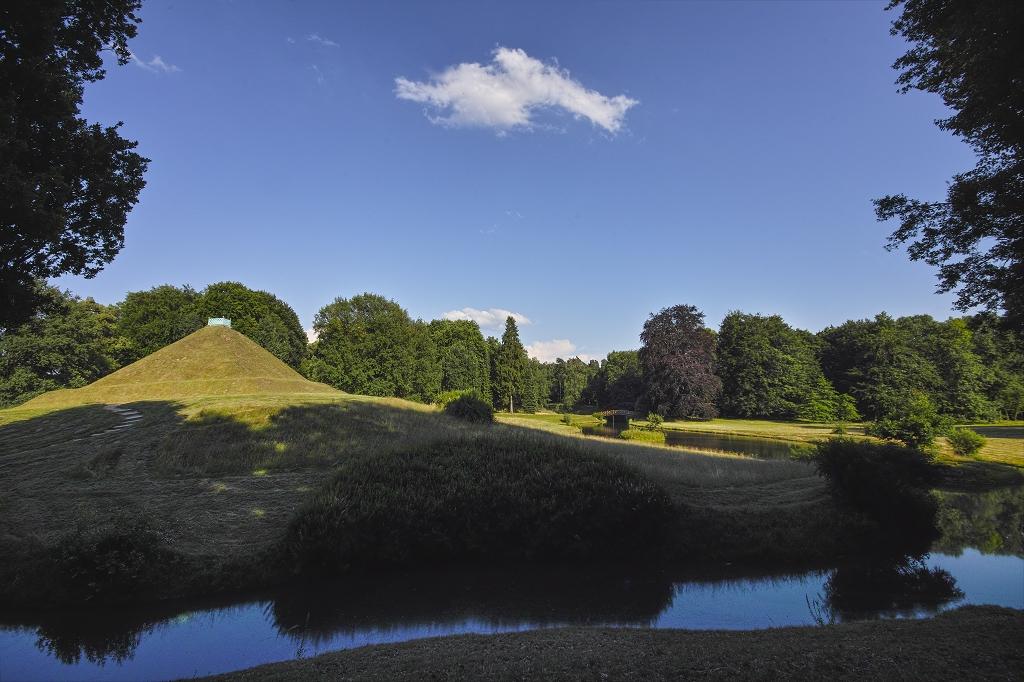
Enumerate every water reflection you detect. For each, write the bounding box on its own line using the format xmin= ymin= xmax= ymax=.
xmin=1 ymin=488 xmax=1021 ymax=681
xmin=935 ymin=486 xmax=1024 ymax=556
xmin=269 ymin=566 xmax=675 ymax=644
xmin=823 ymin=556 xmax=962 ymax=620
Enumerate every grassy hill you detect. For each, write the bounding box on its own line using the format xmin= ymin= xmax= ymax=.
xmin=23 ymin=325 xmax=337 ymax=408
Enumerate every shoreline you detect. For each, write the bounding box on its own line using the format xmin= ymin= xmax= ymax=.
xmin=201 ymin=605 xmax=1023 ymax=681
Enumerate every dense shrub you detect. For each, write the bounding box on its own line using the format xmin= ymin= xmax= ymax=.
xmin=620 ymin=428 xmax=666 ymax=444
xmin=946 ymin=427 xmax=987 ymax=457
xmin=443 ymin=393 xmax=494 ymax=423
xmin=436 ymin=389 xmax=471 ymax=409
xmin=814 ymin=439 xmax=939 ymax=551
xmin=283 ymin=433 xmax=676 ymax=573
xmin=0 ymin=517 xmax=177 ymax=607
xmin=867 ymin=392 xmax=950 ymax=449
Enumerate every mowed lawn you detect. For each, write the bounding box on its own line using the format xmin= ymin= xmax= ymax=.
xmin=504 ymin=412 xmax=1024 ymax=468
xmin=0 ymin=392 xmax=824 ymax=573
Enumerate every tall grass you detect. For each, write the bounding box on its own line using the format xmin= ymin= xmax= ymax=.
xmin=283 ymin=431 xmax=677 ymax=574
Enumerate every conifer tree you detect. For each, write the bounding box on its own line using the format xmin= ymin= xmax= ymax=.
xmin=494 ymin=316 xmax=527 ymax=412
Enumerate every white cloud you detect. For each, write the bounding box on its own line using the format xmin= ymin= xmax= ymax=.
xmin=442 ymin=307 xmax=531 ymax=331
xmin=395 ymin=47 xmax=637 ymax=133
xmin=305 ymin=328 xmax=319 ymax=343
xmin=130 ymin=51 xmax=181 ymax=74
xmin=311 ymin=64 xmax=325 ymax=85
xmin=307 ymin=33 xmax=339 ymax=48
xmin=526 ymin=339 xmax=595 ymax=363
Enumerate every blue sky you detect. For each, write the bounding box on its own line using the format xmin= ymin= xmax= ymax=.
xmin=57 ymin=0 xmax=976 ymax=361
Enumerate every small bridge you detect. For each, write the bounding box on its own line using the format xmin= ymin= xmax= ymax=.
xmin=593 ymin=409 xmax=637 ymax=429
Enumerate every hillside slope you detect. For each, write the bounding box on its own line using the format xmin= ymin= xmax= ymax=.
xmin=24 ymin=325 xmax=337 ymax=407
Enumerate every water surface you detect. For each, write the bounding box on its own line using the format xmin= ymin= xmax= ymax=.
xmin=2 ymin=487 xmax=1021 ymax=682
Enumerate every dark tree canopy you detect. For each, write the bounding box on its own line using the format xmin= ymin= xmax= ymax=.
xmin=593 ymin=350 xmax=643 ymax=410
xmin=875 ymin=0 xmax=1024 ymax=329
xmin=0 ymin=285 xmax=119 ymax=406
xmin=1 ymin=1 xmax=149 ymax=329
xmin=639 ymin=305 xmax=721 ymax=419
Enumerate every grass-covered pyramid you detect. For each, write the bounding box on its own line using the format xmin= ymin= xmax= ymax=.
xmin=24 ymin=325 xmax=336 ymax=408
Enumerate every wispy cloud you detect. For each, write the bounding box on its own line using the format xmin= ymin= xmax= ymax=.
xmin=307 ymin=33 xmax=339 ymax=48
xmin=130 ymin=51 xmax=181 ymax=74
xmin=525 ymin=339 xmax=595 ymax=363
xmin=395 ymin=47 xmax=637 ymax=133
xmin=311 ymin=64 xmax=325 ymax=85
xmin=442 ymin=307 xmax=531 ymax=331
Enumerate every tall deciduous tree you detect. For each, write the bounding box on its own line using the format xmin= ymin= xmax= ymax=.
xmin=875 ymin=0 xmax=1024 ymax=329
xmin=1 ymin=1 xmax=149 ymax=329
xmin=493 ymin=316 xmax=527 ymax=412
xmin=428 ymin=319 xmax=490 ymax=397
xmin=306 ymin=293 xmax=440 ymax=402
xmin=716 ymin=311 xmax=834 ymax=419
xmin=639 ymin=305 xmax=721 ymax=419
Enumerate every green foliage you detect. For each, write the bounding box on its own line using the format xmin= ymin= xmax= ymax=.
xmin=550 ymin=357 xmax=596 ymax=410
xmin=717 ymin=311 xmax=826 ymax=419
xmin=639 ymin=305 xmax=721 ymax=419
xmin=436 ymin=389 xmax=471 ymax=408
xmin=283 ymin=434 xmax=676 ymax=573
xmin=429 ymin=319 xmax=490 ymax=397
xmin=946 ymin=428 xmax=987 ymax=457
xmin=115 ymin=284 xmax=204 ymax=363
xmin=966 ymin=313 xmax=1024 ymax=419
xmin=520 ymin=359 xmax=550 ymax=413
xmin=195 ymin=282 xmax=308 ymax=369
xmin=619 ymin=428 xmax=666 ymax=444
xmin=0 ymin=286 xmax=120 ymax=407
xmin=493 ymin=317 xmax=528 ymax=411
xmin=646 ymin=412 xmax=664 ymax=430
xmin=306 ymin=293 xmax=441 ymax=402
xmin=588 ymin=350 xmax=643 ymax=409
xmin=0 ymin=0 xmax=148 ymax=330
xmin=819 ymin=313 xmax=996 ymax=422
xmin=443 ymin=392 xmax=494 ymax=424
xmin=868 ymin=391 xmax=950 ymax=449
xmin=794 ymin=378 xmax=859 ymax=423
xmin=814 ymin=438 xmax=939 ymax=550
xmin=876 ymin=0 xmax=1024 ymax=328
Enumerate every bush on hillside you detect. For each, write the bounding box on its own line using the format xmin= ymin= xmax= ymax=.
xmin=283 ymin=434 xmax=676 ymax=573
xmin=946 ymin=427 xmax=986 ymax=457
xmin=436 ymin=389 xmax=472 ymax=409
xmin=443 ymin=393 xmax=494 ymax=423
xmin=814 ymin=438 xmax=939 ymax=551
xmin=620 ymin=428 xmax=666 ymax=444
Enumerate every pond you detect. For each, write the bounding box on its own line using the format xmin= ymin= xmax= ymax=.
xmin=1 ymin=486 xmax=1021 ymax=682
xmin=581 ymin=425 xmax=812 ymax=459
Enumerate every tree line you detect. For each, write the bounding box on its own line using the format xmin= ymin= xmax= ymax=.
xmin=1 ymin=283 xmax=1021 ymax=423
